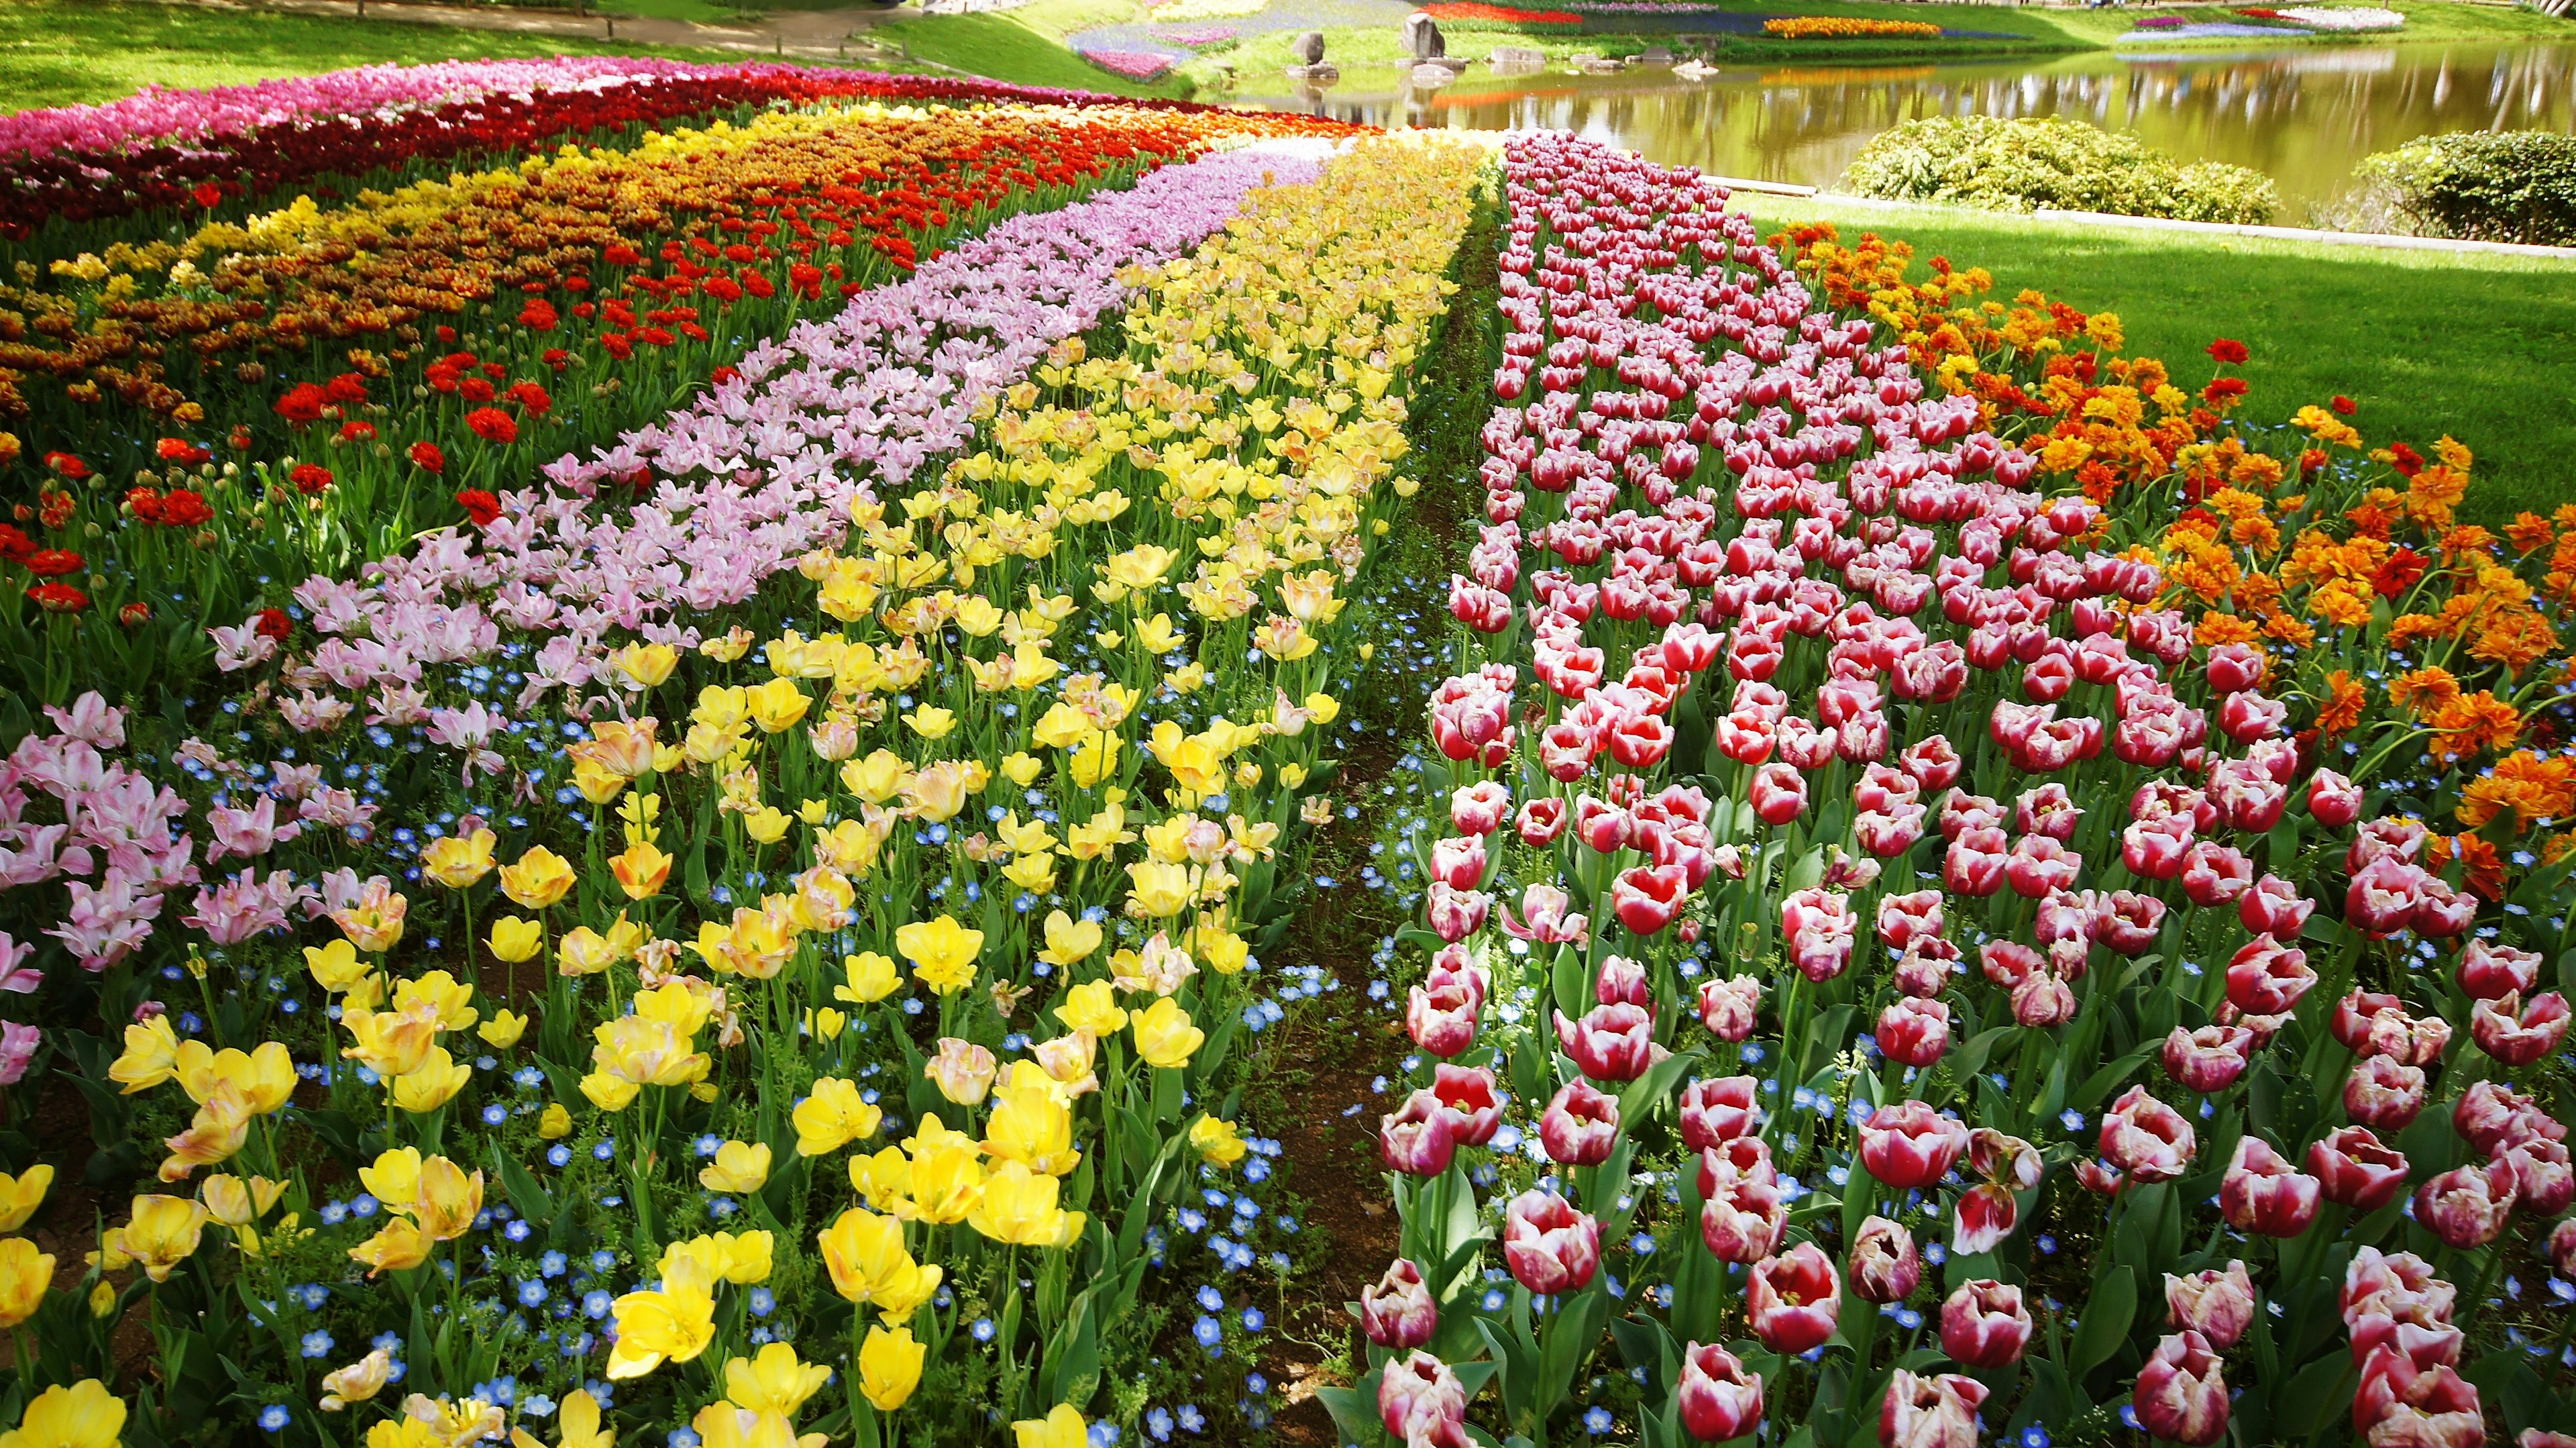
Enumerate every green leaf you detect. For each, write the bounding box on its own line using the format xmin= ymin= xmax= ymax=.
xmin=2065 ymin=1265 xmax=2137 ymax=1382
xmin=490 ymin=1144 xmax=556 ymax=1227
xmin=1616 ymin=1049 xmax=1701 ymax=1135
xmin=2270 ymin=1353 xmax=2356 ymax=1437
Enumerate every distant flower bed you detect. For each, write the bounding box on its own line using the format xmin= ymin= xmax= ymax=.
xmin=2277 ymin=4 xmax=2405 ymax=26
xmin=1145 ymin=0 xmax=1268 ymax=21
xmin=1081 ymin=48 xmax=1180 ymax=77
xmin=1764 ymin=15 xmax=1943 ymax=38
xmin=1425 ymin=1 xmax=1585 ymax=23
xmin=2127 ymin=17 xmax=2314 ymax=36
xmin=1155 ymin=23 xmax=1242 ymax=42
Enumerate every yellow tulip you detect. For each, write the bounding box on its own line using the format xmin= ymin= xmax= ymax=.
xmin=812 ymin=1007 xmax=847 ymax=1042
xmin=1030 ymin=1032 xmax=1099 ymax=1096
xmin=815 ymin=1206 xmax=943 ymax=1320
xmin=341 ymin=1002 xmax=440 ymax=1078
xmin=983 ymin=1078 xmax=1079 ymax=1177
xmin=700 ymin=1141 xmax=773 ymax=1194
xmin=1306 ymin=691 xmax=1341 ymax=725
xmin=608 ymin=839 xmax=673 ymax=901
xmin=606 ymin=1254 xmax=718 ymax=1380
xmin=614 ymin=641 xmax=678 ymax=688
xmin=900 ymin=1115 xmax=987 ymax=1225
xmin=1014 ymin=1404 xmax=1090 ymax=1448
xmin=331 ymin=878 xmax=409 ymax=953
xmin=1001 ymin=751 xmax=1044 ymax=786
xmin=836 ymin=951 xmax=900 ymax=1004
xmin=1197 ymin=927 xmax=1249 ymax=976
xmin=360 ymin=1148 xmax=423 ymax=1209
xmin=500 ymin=846 xmax=577 ymax=910
xmin=1002 ymin=851 xmax=1058 ymax=894
xmin=969 ymin=1160 xmax=1083 ymax=1247
xmin=902 ymin=705 xmax=956 ymax=740
xmin=1190 ymin=1116 xmax=1249 ymax=1168
xmin=1132 ymin=997 xmax=1205 ymax=1070
xmin=572 ymin=754 xmax=631 ymax=805
xmin=859 ymin=1323 xmax=926 ymax=1410
xmin=121 ymin=1194 xmax=207 ymax=1282
xmin=198 ymin=1172 xmax=282 ymax=1227
xmin=849 ymin=1145 xmax=913 ymax=1214
xmin=1037 ymin=910 xmax=1102 ymax=966
xmin=391 ymin=1049 xmax=472 ymax=1113
xmin=0 ymin=1237 xmax=52 ymax=1329
xmin=588 ymin=717 xmax=661 ymax=777
xmin=1 ymin=1380 xmax=125 ymax=1448
xmin=1125 ymin=860 xmax=1193 ymax=918
xmin=304 ymin=937 xmax=372 ymax=994
xmin=745 ymin=678 xmax=812 ymax=733
xmin=902 ymin=760 xmax=978 ymax=822
xmin=487 ymin=915 xmax=544 ymax=964
xmin=793 ymin=1078 xmax=883 ymax=1157
xmin=172 ymin=1039 xmax=294 ymax=1115
xmin=841 ymin=749 xmax=913 ymax=804
xmin=894 ymin=915 xmax=982 ymax=995
xmin=665 ymin=1230 xmax=772 ymax=1286
xmin=390 ymin=970 xmax=477 ymax=1033
xmin=581 ymin=1072 xmax=641 ymax=1113
xmin=347 ymin=1210 xmax=427 ymax=1268
xmin=107 ymin=1015 xmax=178 ymax=1093
xmin=318 ymin=1348 xmax=394 ymax=1411
xmin=0 ymin=1165 xmax=51 ymax=1234
xmin=1053 ymin=980 xmax=1126 ymax=1037
xmin=413 ymin=1155 xmax=484 ymax=1241
xmin=555 ymin=925 xmax=621 ymax=977
xmin=421 ymin=828 xmax=498 ymax=889
xmin=743 ymin=807 xmax=793 ymax=845
xmin=539 ymin=1102 xmax=574 ymax=1139
xmin=724 ymin=1341 xmax=833 ymax=1416
xmin=478 ymin=1010 xmax=529 ymax=1049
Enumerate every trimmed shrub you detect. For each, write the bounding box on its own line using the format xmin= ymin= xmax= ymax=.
xmin=2346 ymin=130 xmax=2576 ymax=246
xmin=1843 ymin=114 xmax=2278 ymax=224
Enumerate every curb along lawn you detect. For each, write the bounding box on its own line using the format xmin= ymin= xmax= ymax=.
xmin=1 ymin=48 xmax=2575 ymax=1448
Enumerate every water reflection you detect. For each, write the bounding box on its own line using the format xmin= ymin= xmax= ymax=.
xmin=1227 ymin=42 xmax=2576 ymax=217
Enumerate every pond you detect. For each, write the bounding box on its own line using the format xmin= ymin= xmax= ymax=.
xmin=1223 ymin=40 xmax=2576 ymax=219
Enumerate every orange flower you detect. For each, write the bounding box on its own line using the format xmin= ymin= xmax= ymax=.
xmin=2315 ymin=670 xmax=2366 ymax=735
xmin=2505 ymin=511 xmax=2555 ymax=555
xmin=2457 ymin=751 xmax=2576 ymax=831
xmin=2427 ymin=689 xmax=2522 ymax=763
xmin=2387 ymin=666 xmax=2461 ymax=718
xmin=2193 ymin=612 xmax=2259 ymax=648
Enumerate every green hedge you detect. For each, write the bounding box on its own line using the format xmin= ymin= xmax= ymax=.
xmin=2348 ymin=130 xmax=2576 ymax=246
xmin=1843 ymin=115 xmax=2277 ymax=225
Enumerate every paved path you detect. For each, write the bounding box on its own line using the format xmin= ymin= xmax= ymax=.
xmin=137 ymin=0 xmax=939 ymax=65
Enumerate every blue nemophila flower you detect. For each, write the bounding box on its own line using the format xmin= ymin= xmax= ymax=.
xmin=1584 ymin=1407 xmax=1614 ymax=1435
xmin=300 ymin=1331 xmax=334 ymax=1359
xmin=259 ymin=1406 xmax=290 ymax=1433
xmin=1193 ymin=1315 xmax=1224 ymax=1353
xmin=972 ymin=1318 xmax=997 ymax=1343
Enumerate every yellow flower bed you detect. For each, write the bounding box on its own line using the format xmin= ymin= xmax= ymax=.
xmin=1763 ymin=15 xmax=1945 ymax=38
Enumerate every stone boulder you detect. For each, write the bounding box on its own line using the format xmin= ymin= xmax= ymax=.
xmin=1401 ymin=9 xmax=1446 ymax=59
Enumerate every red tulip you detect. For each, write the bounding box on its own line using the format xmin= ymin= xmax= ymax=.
xmin=2238 ymin=873 xmax=2313 ymax=937
xmin=2345 ymin=1054 xmax=2428 ymax=1130
xmin=1407 ymin=978 xmax=1481 ymax=1059
xmin=1540 ymin=1080 xmax=1621 ymax=1167
xmin=1676 ymin=1341 xmax=1764 ymax=1443
xmin=2548 ymin=1217 xmax=2576 ymax=1278
xmin=2180 ymin=840 xmax=2253 ymax=907
xmin=1715 ymin=711 xmax=1775 ymax=766
xmin=1860 ymin=1100 xmax=1970 ymax=1190
xmin=2346 ymin=855 xmax=2426 ymax=935
xmin=2471 ymin=990 xmax=2571 ymax=1067
xmin=1697 ymin=1137 xmax=1778 ymax=1198
xmin=1848 ymin=1216 xmax=1922 ymax=1303
xmin=2308 ymin=767 xmax=2363 ymax=826
xmin=1450 ymin=780 xmax=1511 ymax=836
xmin=1950 ymin=1183 xmax=2019 ymax=1255
xmin=2010 ymin=970 xmax=2077 ymax=1028
xmin=2165 ymin=1260 xmax=2255 ymax=1349
xmin=1430 ymin=834 xmax=1487 ymax=892
xmin=2135 ymin=1331 xmax=2229 ymax=1445
xmin=1611 ymin=864 xmax=1688 ymax=937
xmin=2309 ymin=1125 xmax=2410 ymax=1211
xmin=1748 ymin=1243 xmax=1841 ymax=1354
xmin=2221 ymin=1135 xmax=2320 ymax=1237
xmin=1378 ymin=1350 xmax=1468 ymax=1445
xmin=1431 ymin=1064 xmax=1502 ymax=1147
xmin=2004 ymin=835 xmax=2078 ymax=898
xmin=2497 ymin=1135 xmax=2574 ymax=1216
xmin=1877 ymin=997 xmax=1951 ymax=1068
xmin=1748 ymin=762 xmax=1808 ymax=825
xmin=1425 ymin=882 xmax=1490 ymax=943
xmin=2162 ymin=1025 xmax=2253 ymax=1094
xmin=1380 ymin=1091 xmax=1456 ymax=1178
xmin=2412 ymin=875 xmax=2477 ymax=938
xmin=2414 ymin=1161 xmax=2516 ymax=1249
xmin=1502 ymin=1189 xmax=1599 ymax=1295
xmin=1878 ymin=1368 xmax=1986 ymax=1448
xmin=2206 ymin=641 xmax=2267 ymax=693
xmin=1939 ymin=1280 xmax=2030 ymax=1367
xmin=2092 ymin=890 xmax=2164 ymax=955
xmin=2122 ymin=813 xmax=2194 ymax=880
xmin=1678 ymin=1076 xmax=1760 ymax=1150
xmin=1517 ymin=796 xmax=1568 ymax=845
xmin=1554 ymin=1002 xmax=1668 ymax=1083
xmin=2224 ymin=933 xmax=2316 ymax=1015
xmin=2457 ymin=939 xmax=2542 ymax=1001
xmin=2453 ymin=1080 xmax=2559 ymax=1154
xmin=1943 ymin=827 xmax=2009 ymax=896
xmin=1697 ymin=975 xmax=1761 ymax=1042
xmin=1897 ymin=735 xmax=1961 ymax=792
xmin=2353 ymin=1347 xmax=2484 ymax=1448
xmin=1978 ymin=939 xmax=2041 ymax=988
xmin=2343 ymin=1245 xmax=2458 ymax=1332
xmin=1700 ymin=1176 xmax=1787 ymax=1264
xmin=2100 ymin=1085 xmax=2195 ymax=1183
xmin=1361 ymin=1259 xmax=1438 ymax=1349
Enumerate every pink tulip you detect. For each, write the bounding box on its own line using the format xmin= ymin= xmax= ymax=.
xmin=2548 ymin=1217 xmax=2576 ymax=1279
xmin=1878 ymin=1368 xmax=1986 ymax=1448
xmin=2308 ymin=768 xmax=2363 ymax=825
xmin=1502 ymin=1189 xmax=1599 ymax=1295
xmin=1697 ymin=976 xmax=1761 ymax=1042
xmin=1361 ymin=1259 xmax=1438 ymax=1349
xmin=1540 ymin=1080 xmax=1621 ymax=1166
xmin=2414 ymin=1161 xmax=2516 ymax=1249
xmin=2162 ymin=1025 xmax=2253 ymax=1094
xmin=1849 ymin=1216 xmax=1922 ymax=1303
xmin=2179 ymin=840 xmax=2253 ymax=906
xmin=1430 ymin=835 xmax=1487 ymax=892
xmin=2165 ymin=1261 xmax=2256 ymax=1349
xmin=2353 ymin=1348 xmax=2485 ymax=1448
xmin=2092 ymin=890 xmax=2164 ymax=955
xmin=2412 ymin=875 xmax=2478 ymax=938
xmin=1425 ymin=882 xmax=1490 ymax=943
xmin=1450 ymin=781 xmax=1511 ymax=836
xmin=2471 ymin=990 xmax=2571 ymax=1066
xmin=1748 ymin=1243 xmax=1841 ymax=1354
xmin=1378 ymin=1351 xmax=1468 ymax=1445
xmin=1380 ymin=1091 xmax=1456 ymax=1178
xmin=1678 ymin=1076 xmax=1760 ymax=1150
xmin=2100 ymin=1085 xmax=2195 ymax=1183
xmin=2004 ymin=835 xmax=2078 ymax=898
xmin=1554 ymin=1002 xmax=1668 ymax=1082
xmin=1517 ymin=796 xmax=1568 ymax=845
xmin=1675 ymin=1341 xmax=1764 ymax=1443
xmin=1748 ymin=762 xmax=1808 ymax=825
xmin=2498 ymin=1135 xmax=2574 ymax=1216
xmin=1700 ymin=1177 xmax=1787 ymax=1264
xmin=1876 ymin=997 xmax=1951 ymax=1068
xmin=1937 ymin=1280 xmax=2030 ymax=1367
xmin=1406 ymin=978 xmax=1481 ymax=1059
xmin=1611 ymin=864 xmax=1688 ymax=937
xmin=1943 ymin=827 xmax=2009 ymax=896
xmin=1860 ymin=1100 xmax=1970 ymax=1190
xmin=2239 ymin=873 xmax=2313 ymax=937
xmin=2220 ymin=1136 xmax=2320 ymax=1237
xmin=2224 ymin=933 xmax=2316 ymax=1015
xmin=1431 ymin=1064 xmax=1503 ymax=1147
xmin=2457 ymin=939 xmax=2542 ymax=1000
xmin=2310 ymin=1125 xmax=2411 ymax=1211
xmin=2135 ymin=1331 xmax=2230 ymax=1445
xmin=2453 ymin=1080 xmax=2559 ymax=1154
xmin=2346 ymin=855 xmax=2426 ymax=935
xmin=2346 ymin=1054 xmax=2428 ymax=1130
xmin=2122 ymin=814 xmax=2194 ymax=880
xmin=1595 ymin=953 xmax=1652 ymax=1008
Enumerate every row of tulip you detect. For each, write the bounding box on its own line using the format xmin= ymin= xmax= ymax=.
xmin=0 ymin=97 xmax=1356 ymax=706
xmin=1338 ymin=130 xmax=2576 ymax=1448
xmin=0 ymin=127 xmax=1497 ymax=1448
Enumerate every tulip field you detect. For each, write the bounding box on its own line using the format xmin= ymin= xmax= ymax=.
xmin=0 ymin=59 xmax=2571 ymax=1448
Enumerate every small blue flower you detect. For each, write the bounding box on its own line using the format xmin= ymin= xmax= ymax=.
xmin=1584 ymin=1406 xmax=1614 ymax=1435
xmin=260 ymin=1406 xmax=291 ymax=1433
xmin=749 ymin=1288 xmax=775 ymax=1318
xmin=300 ymin=1330 xmax=335 ymax=1359
xmin=1192 ymin=1315 xmax=1224 ymax=1353
xmin=972 ymin=1318 xmax=996 ymax=1343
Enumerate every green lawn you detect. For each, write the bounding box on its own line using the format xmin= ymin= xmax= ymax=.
xmin=871 ymin=0 xmax=1195 ymax=97
xmin=1732 ymin=194 xmax=2576 ymax=524
xmin=0 ymin=0 xmax=758 ymax=111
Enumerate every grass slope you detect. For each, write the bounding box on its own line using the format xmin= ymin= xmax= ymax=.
xmin=0 ymin=0 xmax=753 ymax=111
xmin=1732 ymin=195 xmax=2576 ymax=524
xmin=871 ymin=5 xmax=1195 ymax=96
